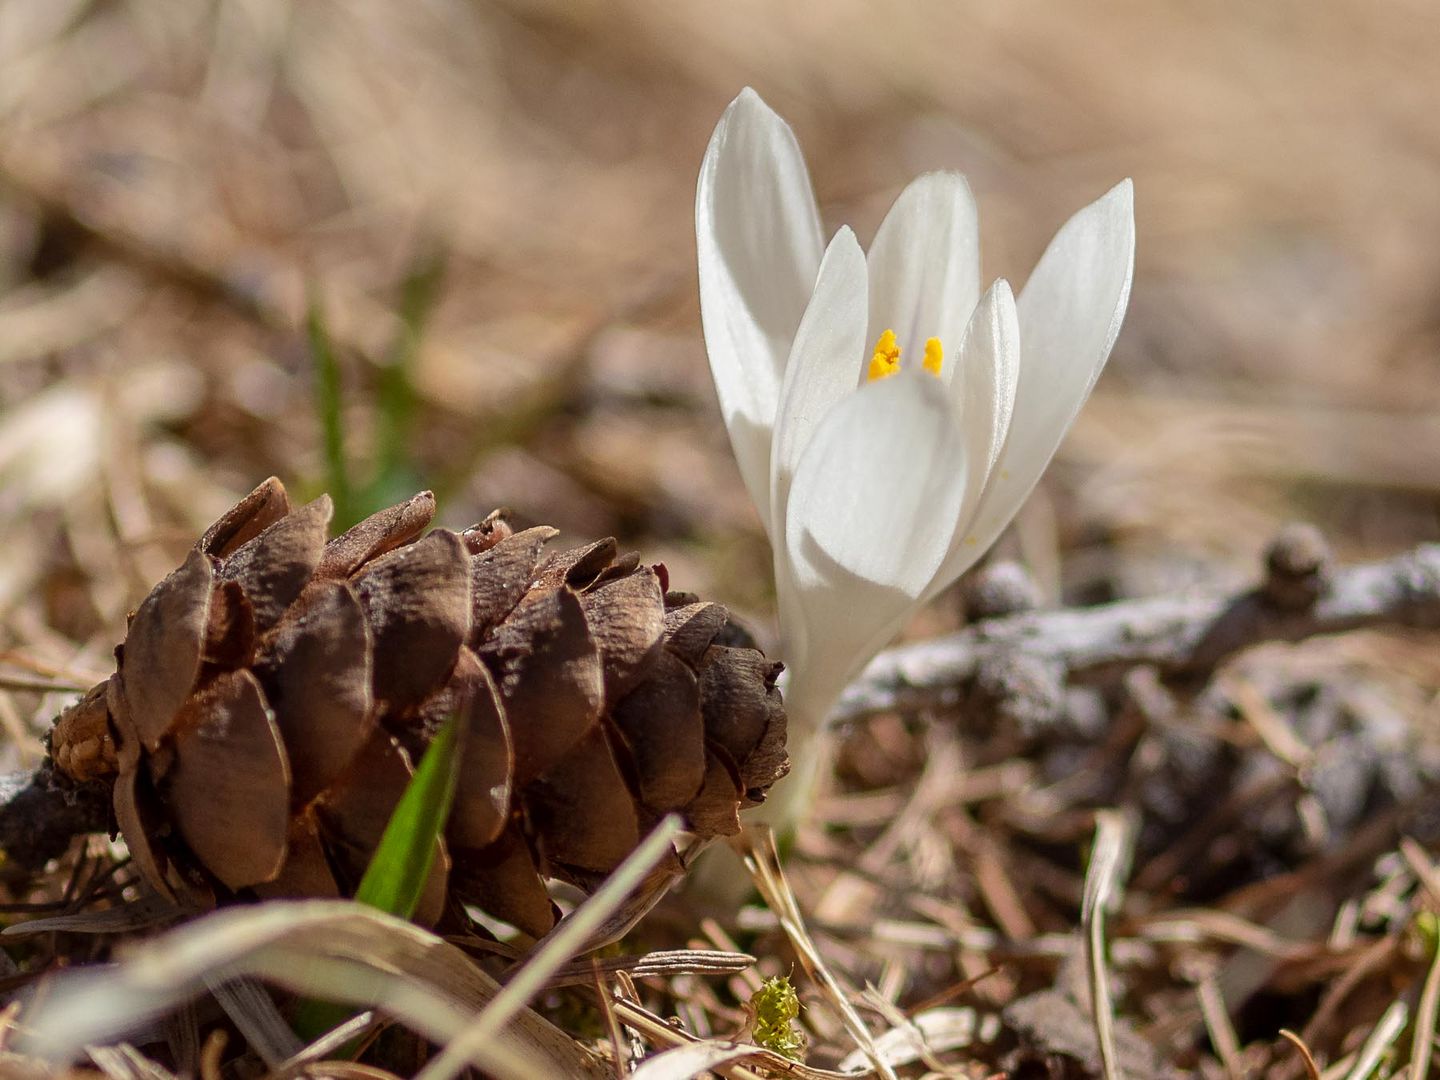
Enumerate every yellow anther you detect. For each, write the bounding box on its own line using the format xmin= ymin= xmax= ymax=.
xmin=922 ymin=337 xmax=944 ymax=376
xmin=867 ymin=329 xmax=945 ymax=381
xmin=867 ymin=328 xmax=901 ymax=381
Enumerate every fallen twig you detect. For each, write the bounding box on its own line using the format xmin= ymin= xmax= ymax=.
xmin=836 ymin=539 xmax=1440 ymax=724
xmin=0 ymin=764 xmax=112 ymax=882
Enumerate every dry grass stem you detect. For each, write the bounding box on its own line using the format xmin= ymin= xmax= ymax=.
xmin=1198 ymin=975 xmax=1244 ymax=1080
xmin=1081 ymin=809 xmax=1135 ymax=1080
xmin=1410 ymin=932 xmax=1440 ymax=1080
xmin=1338 ymin=1000 xmax=1409 ymax=1080
xmin=1281 ymin=1029 xmax=1323 ymax=1080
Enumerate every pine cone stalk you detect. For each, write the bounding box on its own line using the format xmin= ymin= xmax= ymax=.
xmin=50 ymin=479 xmax=788 ymax=933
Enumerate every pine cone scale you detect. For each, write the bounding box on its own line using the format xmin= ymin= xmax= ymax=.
xmin=661 ymin=601 xmax=730 ymax=667
xmin=581 ymin=569 xmax=666 ymax=703
xmin=537 ymin=537 xmax=617 ymax=591
xmin=120 ymin=548 xmax=214 ymax=752
xmin=680 ymin=755 xmax=744 ymax=840
xmin=219 ymin=496 xmax=330 ymax=634
xmin=451 ymin=824 xmax=556 ymax=937
xmin=166 ymin=669 xmax=290 ymax=890
xmin=353 ymin=529 xmax=472 ymax=714
xmin=698 ymin=647 xmax=788 ymax=799
xmin=524 ymin=724 xmax=640 ymax=875
xmin=610 ymin=648 xmax=706 ymax=813
xmin=317 ymin=490 xmax=436 ymax=579
xmin=254 ymin=815 xmax=340 ymax=900
xmin=198 ymin=476 xmax=291 ymax=558
xmin=467 ymin=526 xmax=557 ymax=637
xmin=483 ymin=585 xmax=604 ymax=785
xmin=447 ymin=651 xmax=514 ymax=850
xmin=258 ymin=580 xmax=374 ymax=806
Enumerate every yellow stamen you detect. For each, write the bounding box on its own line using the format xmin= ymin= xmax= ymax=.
xmin=867 ymin=329 xmax=945 ymax=381
xmin=867 ymin=328 xmax=900 ymax=381
xmin=922 ymin=337 xmax=944 ymax=376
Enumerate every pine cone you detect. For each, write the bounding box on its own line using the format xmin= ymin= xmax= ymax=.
xmin=50 ymin=479 xmax=787 ymax=932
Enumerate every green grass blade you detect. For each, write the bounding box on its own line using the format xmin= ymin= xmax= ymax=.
xmin=291 ymin=713 xmax=464 ymax=1043
xmin=366 ymin=249 xmax=445 ymax=510
xmin=306 ymin=295 xmax=355 ymax=529
xmin=355 ymin=711 xmax=463 ymax=920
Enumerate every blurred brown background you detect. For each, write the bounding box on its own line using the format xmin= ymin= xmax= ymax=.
xmin=2 ymin=0 xmax=1439 ymax=675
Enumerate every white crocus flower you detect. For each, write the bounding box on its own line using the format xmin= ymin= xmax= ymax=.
xmin=697 ymin=88 xmax=1135 ymax=796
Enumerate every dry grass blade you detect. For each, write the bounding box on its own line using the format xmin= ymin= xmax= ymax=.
xmin=1 ymin=894 xmax=186 ymax=937
xmin=272 ymin=1065 xmax=401 ymax=1080
xmin=588 ymin=962 xmax=625 ymax=1080
xmin=1197 ymin=977 xmax=1243 ymax=1080
xmin=1280 ymin=1029 xmax=1322 ymax=1080
xmin=85 ymin=1043 xmax=178 ymax=1080
xmin=1139 ymin=908 xmax=1311 ymax=960
xmin=1401 ymin=838 xmax=1440 ymax=907
xmin=531 ymin=842 xmax=693 ymax=957
xmin=415 ymin=814 xmax=683 ymax=1080
xmin=1081 ymin=809 xmax=1135 ymax=1080
xmin=203 ymin=976 xmax=301 ymax=1067
xmin=628 ymin=1040 xmax=766 ymax=1080
xmin=1302 ymin=937 xmax=1401 ymax=1052
xmin=1410 ymin=927 xmax=1440 ymax=1080
xmin=543 ymin=949 xmax=756 ymax=989
xmin=15 ymin=901 xmax=603 ymax=1079
xmin=740 ymin=827 xmax=900 ymax=1080
xmin=1225 ymin=675 xmax=1312 ymax=771
xmin=269 ymin=1012 xmax=379 ymax=1078
xmin=1340 ymin=999 xmax=1408 ymax=1080
xmin=836 ymin=1007 xmax=983 ymax=1072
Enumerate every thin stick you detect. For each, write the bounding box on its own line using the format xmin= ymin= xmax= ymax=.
xmin=0 ymin=674 xmax=89 ymax=694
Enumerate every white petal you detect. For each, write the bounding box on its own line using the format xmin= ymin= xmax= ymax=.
xmin=769 ymin=227 xmax=869 ymax=541
xmin=865 ymin=172 xmax=980 ymax=366
xmin=925 ymin=179 xmax=1135 ymax=601
xmin=1010 ymin=179 xmax=1134 ymax=460
xmin=918 ymin=279 xmax=1021 ymax=608
xmin=780 ymin=374 xmax=968 ymax=714
xmin=697 ymin=88 xmax=825 ymax=536
xmin=949 ymin=277 xmax=1020 ymax=481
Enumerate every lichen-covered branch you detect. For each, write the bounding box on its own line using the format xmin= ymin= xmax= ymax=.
xmin=834 ymin=536 xmax=1440 ymax=725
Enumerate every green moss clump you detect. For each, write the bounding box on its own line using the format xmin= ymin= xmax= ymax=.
xmin=749 ymin=975 xmax=806 ymax=1061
